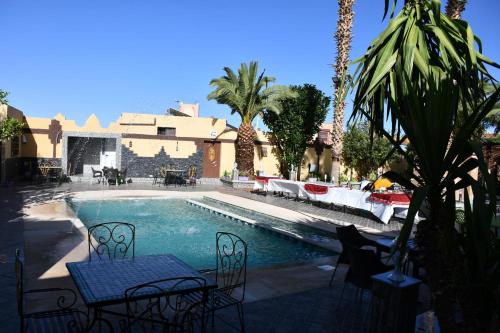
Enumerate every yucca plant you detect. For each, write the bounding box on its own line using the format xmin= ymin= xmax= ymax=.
xmin=350 ymin=0 xmax=499 ymax=331
xmin=208 ymin=62 xmax=295 ymax=177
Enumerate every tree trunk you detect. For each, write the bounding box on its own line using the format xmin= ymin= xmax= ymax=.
xmin=331 ymin=0 xmax=355 ymax=183
xmin=416 ymin=194 xmax=458 ymax=332
xmin=236 ymin=123 xmax=256 ymax=178
xmin=445 ymin=0 xmax=467 ymax=19
xmin=331 ymin=158 xmax=341 ymax=184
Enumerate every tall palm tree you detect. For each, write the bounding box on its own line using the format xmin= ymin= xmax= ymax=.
xmin=446 ymin=0 xmax=467 ymax=19
xmin=208 ymin=62 xmax=294 ymax=177
xmin=331 ymin=0 xmax=355 ymax=184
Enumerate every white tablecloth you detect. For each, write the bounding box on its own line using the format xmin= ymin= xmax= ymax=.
xmin=266 ymin=180 xmax=410 ymax=224
xmin=267 ymin=179 xmax=309 ymax=198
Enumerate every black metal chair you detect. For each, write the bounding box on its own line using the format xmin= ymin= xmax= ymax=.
xmin=123 ymin=277 xmax=209 ymax=333
xmin=329 ymin=224 xmax=378 ymax=286
xmin=90 ymin=167 xmax=103 ymax=185
xmin=87 ymin=222 xmax=135 ymax=261
xmin=198 ymin=232 xmax=247 ymax=332
xmin=15 ymin=249 xmax=113 ymax=333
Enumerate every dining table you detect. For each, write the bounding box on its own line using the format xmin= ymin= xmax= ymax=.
xmin=66 ymin=254 xmax=217 ymax=322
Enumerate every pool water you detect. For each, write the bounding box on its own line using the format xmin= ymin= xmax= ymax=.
xmin=69 ymin=199 xmax=334 ymax=269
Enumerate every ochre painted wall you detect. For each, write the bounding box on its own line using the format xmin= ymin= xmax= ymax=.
xmin=18 ymin=111 xmax=332 ymax=178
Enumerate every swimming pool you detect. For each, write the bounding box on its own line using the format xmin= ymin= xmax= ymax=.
xmin=69 ymin=198 xmax=334 ymax=269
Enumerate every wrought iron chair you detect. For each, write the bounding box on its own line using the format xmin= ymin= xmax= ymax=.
xmin=123 ymin=277 xmax=209 ymax=333
xmin=329 ymin=224 xmax=378 ymax=286
xmin=15 ymin=249 xmax=113 ymax=333
xmin=87 ymin=222 xmax=135 ymax=261
xmin=152 ymin=169 xmax=161 ymax=186
xmin=198 ymin=232 xmax=247 ymax=332
xmin=186 ymin=165 xmax=197 ymax=187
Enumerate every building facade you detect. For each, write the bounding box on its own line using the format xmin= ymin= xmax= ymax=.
xmin=1 ymin=108 xmax=284 ymax=182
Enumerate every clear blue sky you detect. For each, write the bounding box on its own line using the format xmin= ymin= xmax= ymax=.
xmin=2 ymin=0 xmax=499 ymax=128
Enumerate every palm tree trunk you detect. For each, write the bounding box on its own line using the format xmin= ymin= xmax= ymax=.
xmin=331 ymin=0 xmax=355 ymax=184
xmin=445 ymin=0 xmax=467 ymax=19
xmin=236 ymin=123 xmax=256 ymax=177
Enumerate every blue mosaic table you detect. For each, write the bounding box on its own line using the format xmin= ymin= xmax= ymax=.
xmin=66 ymin=254 xmax=217 ymax=307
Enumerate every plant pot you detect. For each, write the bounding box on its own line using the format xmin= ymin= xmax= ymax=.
xmin=238 ymin=176 xmax=249 ymax=181
xmin=308 ymin=177 xmax=317 ymax=182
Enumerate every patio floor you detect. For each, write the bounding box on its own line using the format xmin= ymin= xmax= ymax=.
xmin=0 ymin=181 xmax=425 ymax=332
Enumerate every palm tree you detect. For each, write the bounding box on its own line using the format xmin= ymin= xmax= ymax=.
xmin=446 ymin=0 xmax=467 ymax=19
xmin=208 ymin=62 xmax=294 ymax=177
xmin=331 ymin=0 xmax=356 ymax=184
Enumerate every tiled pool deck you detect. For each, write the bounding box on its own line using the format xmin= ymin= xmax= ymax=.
xmin=0 ymin=182 xmax=420 ymax=332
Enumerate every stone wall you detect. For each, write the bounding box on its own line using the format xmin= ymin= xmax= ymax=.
xmin=121 ymin=145 xmax=203 ymax=178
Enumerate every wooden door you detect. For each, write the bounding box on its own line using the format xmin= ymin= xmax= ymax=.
xmin=203 ymin=141 xmax=221 ymax=178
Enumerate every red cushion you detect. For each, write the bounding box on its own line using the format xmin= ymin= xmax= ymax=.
xmin=369 ymin=193 xmax=411 ymax=205
xmin=255 ymin=176 xmax=279 ymax=184
xmin=304 ymin=183 xmax=329 ymax=195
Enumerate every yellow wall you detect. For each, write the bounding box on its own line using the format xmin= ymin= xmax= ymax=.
xmin=220 ymin=141 xmax=236 ymax=176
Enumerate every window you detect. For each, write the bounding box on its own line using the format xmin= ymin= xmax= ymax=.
xmin=157 ymin=127 xmax=176 ymax=136
xmin=261 ymin=146 xmax=268 ymax=157
xmin=11 ymin=136 xmax=20 ymax=157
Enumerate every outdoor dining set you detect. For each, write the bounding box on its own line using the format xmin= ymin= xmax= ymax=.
xmin=16 ymin=223 xmax=248 ymax=333
xmin=151 ymin=165 xmax=198 ymax=187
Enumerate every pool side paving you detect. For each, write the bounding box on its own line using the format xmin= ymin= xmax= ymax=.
xmin=0 ymin=182 xmax=413 ymax=332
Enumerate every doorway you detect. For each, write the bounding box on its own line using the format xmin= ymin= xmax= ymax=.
xmin=202 ymin=141 xmax=220 ymax=178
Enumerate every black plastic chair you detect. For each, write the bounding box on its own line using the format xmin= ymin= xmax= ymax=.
xmin=15 ymin=249 xmax=113 ymax=333
xmin=197 ymin=232 xmax=247 ymax=332
xmin=87 ymin=222 xmax=135 ymax=261
xmin=118 ymin=168 xmax=128 ymax=185
xmin=329 ymin=224 xmax=378 ymax=286
xmin=337 ymin=245 xmax=393 ymax=305
xmin=106 ymin=168 xmax=119 ymax=187
xmin=124 ymin=277 xmax=209 ymax=333
xmin=91 ymin=167 xmax=102 ymax=185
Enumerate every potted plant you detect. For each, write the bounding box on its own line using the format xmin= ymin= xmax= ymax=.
xmin=238 ymin=170 xmax=250 ymax=181
xmin=307 ymin=172 xmax=318 ymax=182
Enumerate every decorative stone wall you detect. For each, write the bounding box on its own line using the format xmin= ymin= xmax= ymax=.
xmin=121 ymin=145 xmax=204 ymax=178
